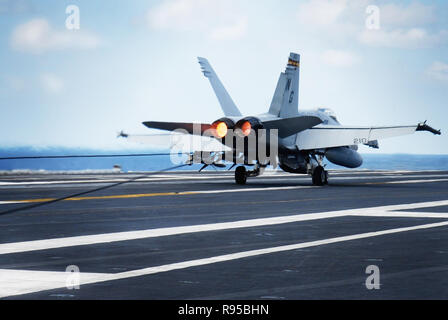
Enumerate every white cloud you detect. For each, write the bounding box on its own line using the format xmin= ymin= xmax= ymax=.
xmin=147 ymin=0 xmax=247 ymax=40
xmin=380 ymin=2 xmax=436 ymax=28
xmin=296 ymin=0 xmax=435 ymax=29
xmin=321 ymin=50 xmax=360 ymax=67
xmin=359 ymin=28 xmax=447 ymax=49
xmin=296 ymin=0 xmax=349 ymax=27
xmin=2 ymin=74 xmax=64 ymax=94
xmin=0 ymin=0 xmax=34 ymax=14
xmin=295 ymin=0 xmax=446 ymax=49
xmin=209 ymin=17 xmax=248 ymax=40
xmin=40 ymin=73 xmax=64 ymax=94
xmin=148 ymin=0 xmax=208 ymax=31
xmin=295 ymin=0 xmax=371 ymax=42
xmin=426 ymin=61 xmax=448 ymax=82
xmin=11 ymin=18 xmax=100 ymax=54
xmin=358 ymin=2 xmax=445 ymax=48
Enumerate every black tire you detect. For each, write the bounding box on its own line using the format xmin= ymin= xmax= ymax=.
xmin=324 ymin=170 xmax=329 ymax=185
xmin=235 ymin=166 xmax=247 ymax=185
xmin=312 ymin=166 xmax=325 ymax=186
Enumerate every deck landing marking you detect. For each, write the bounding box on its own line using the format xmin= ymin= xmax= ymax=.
xmin=2 ymin=219 xmax=448 ymax=298
xmin=1 ymin=200 xmax=447 ymax=255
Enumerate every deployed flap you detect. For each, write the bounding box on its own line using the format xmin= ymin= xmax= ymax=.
xmin=297 ymin=125 xmax=419 ymax=150
xmin=143 ymin=121 xmax=211 ymax=136
xmin=198 ymin=57 xmax=242 ymax=117
xmin=263 ymin=116 xmax=322 ymax=138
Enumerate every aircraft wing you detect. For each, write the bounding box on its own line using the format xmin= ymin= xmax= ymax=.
xmin=297 ymin=123 xmax=440 ymax=150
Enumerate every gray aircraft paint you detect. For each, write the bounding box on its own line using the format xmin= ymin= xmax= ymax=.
xmin=141 ymin=52 xmax=440 ymax=174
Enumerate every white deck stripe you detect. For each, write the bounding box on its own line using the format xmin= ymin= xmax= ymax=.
xmin=1 ymin=199 xmax=447 ymax=255
xmin=0 ymin=185 xmax=314 ymax=206
xmin=357 ymin=211 xmax=448 ymax=219
xmin=357 ymin=199 xmax=448 ymax=212
xmin=381 ymin=178 xmax=448 ymax=184
xmin=2 ymin=220 xmax=448 ymax=298
xmin=1 ymin=173 xmax=447 ymax=186
xmin=0 ymin=201 xmax=22 ymax=205
xmin=193 ymin=185 xmax=313 ymax=194
xmin=0 ymin=211 xmax=349 ymax=255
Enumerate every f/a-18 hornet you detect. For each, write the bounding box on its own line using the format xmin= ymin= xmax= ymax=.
xmin=139 ymin=52 xmax=441 ymax=185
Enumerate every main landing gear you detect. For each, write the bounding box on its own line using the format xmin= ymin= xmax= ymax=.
xmin=234 ymin=164 xmax=265 ymax=185
xmin=234 ymin=163 xmax=328 ymax=186
xmin=235 ymin=166 xmax=247 ymax=185
xmin=312 ymin=166 xmax=328 ymax=186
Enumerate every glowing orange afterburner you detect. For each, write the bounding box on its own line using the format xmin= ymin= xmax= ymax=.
xmin=212 ymin=121 xmax=228 ymax=138
xmin=241 ymin=121 xmax=252 ymax=136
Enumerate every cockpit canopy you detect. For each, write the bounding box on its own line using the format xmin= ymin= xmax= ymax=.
xmin=317 ymin=108 xmax=338 ymax=122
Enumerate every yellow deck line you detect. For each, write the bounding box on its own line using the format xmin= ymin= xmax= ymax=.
xmin=4 ymin=177 xmax=448 ymax=204
xmin=11 ymin=191 xmax=199 ymax=203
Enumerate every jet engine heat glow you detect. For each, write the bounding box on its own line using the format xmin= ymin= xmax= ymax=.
xmin=212 ymin=121 xmax=228 ymax=138
xmin=241 ymin=121 xmax=251 ymax=137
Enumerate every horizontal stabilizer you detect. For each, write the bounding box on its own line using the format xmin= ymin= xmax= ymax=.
xmin=263 ymin=116 xmax=322 ymax=138
xmin=143 ymin=121 xmax=211 ymax=136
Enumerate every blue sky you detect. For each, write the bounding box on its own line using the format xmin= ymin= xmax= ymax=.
xmin=1 ymin=0 xmax=447 ymax=153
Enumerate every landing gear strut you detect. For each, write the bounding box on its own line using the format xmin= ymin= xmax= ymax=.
xmin=312 ymin=166 xmax=328 ymax=186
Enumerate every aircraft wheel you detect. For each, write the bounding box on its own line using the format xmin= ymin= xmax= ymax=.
xmin=324 ymin=170 xmax=329 ymax=185
xmin=312 ymin=166 xmax=326 ymax=186
xmin=235 ymin=166 xmax=247 ymax=185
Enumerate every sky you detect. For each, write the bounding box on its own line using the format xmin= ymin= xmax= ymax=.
xmin=0 ymin=0 xmax=447 ymax=154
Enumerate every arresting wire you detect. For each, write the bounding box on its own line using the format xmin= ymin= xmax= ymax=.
xmin=0 ymin=163 xmax=190 ymax=217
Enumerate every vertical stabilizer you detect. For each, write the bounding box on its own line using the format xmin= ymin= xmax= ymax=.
xmin=198 ymin=57 xmax=242 ymax=117
xmin=268 ymin=53 xmax=300 ymax=118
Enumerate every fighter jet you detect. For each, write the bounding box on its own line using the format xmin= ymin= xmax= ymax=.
xmin=141 ymin=52 xmax=441 ymax=186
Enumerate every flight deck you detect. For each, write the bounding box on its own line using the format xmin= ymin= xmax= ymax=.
xmin=0 ymin=170 xmax=448 ymax=299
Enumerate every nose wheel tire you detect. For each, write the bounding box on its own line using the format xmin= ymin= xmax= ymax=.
xmin=312 ymin=166 xmax=328 ymax=186
xmin=235 ymin=166 xmax=247 ymax=185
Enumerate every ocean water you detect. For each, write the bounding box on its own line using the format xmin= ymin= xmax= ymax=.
xmin=0 ymin=147 xmax=447 ymax=173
